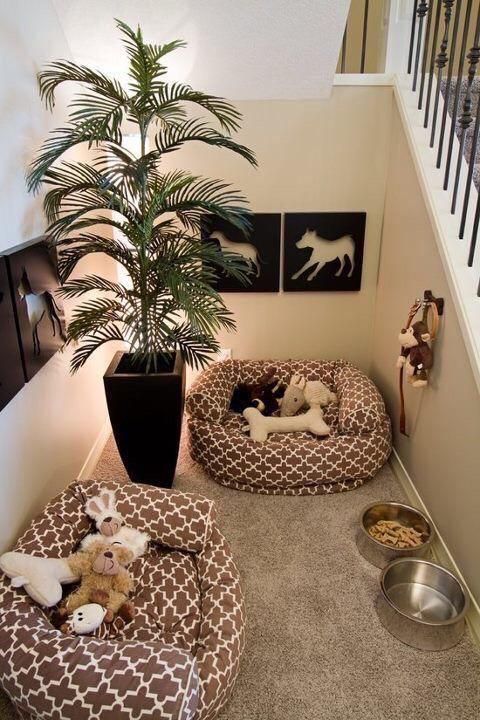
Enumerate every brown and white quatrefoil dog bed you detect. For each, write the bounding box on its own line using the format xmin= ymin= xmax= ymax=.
xmin=0 ymin=480 xmax=245 ymax=720
xmin=187 ymin=360 xmax=392 ymax=495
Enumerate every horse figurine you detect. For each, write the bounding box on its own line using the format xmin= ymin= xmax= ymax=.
xmin=291 ymin=229 xmax=355 ymax=282
xmin=209 ymin=230 xmax=262 ymax=278
xmin=17 ymin=268 xmax=65 ymax=355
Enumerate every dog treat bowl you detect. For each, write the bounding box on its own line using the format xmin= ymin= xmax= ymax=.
xmin=376 ymin=558 xmax=469 ymax=651
xmin=357 ymin=501 xmax=434 ymax=568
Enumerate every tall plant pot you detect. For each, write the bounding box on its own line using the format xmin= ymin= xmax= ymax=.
xmin=104 ymin=351 xmax=185 ymax=488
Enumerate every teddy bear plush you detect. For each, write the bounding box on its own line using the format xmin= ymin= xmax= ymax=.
xmin=53 ymin=538 xmax=135 ymax=631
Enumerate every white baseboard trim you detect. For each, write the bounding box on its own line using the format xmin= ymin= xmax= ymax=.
xmin=389 ymin=449 xmax=480 ymax=648
xmin=77 ymin=419 xmax=111 ymax=481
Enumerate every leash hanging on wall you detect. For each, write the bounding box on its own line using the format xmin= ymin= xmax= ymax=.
xmin=397 ymin=290 xmax=444 ymax=436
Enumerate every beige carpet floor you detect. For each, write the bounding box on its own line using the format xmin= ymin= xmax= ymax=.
xmin=2 ymin=433 xmax=479 ymax=719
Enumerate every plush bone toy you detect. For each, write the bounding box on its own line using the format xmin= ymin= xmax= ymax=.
xmin=280 ymin=374 xmax=337 ymax=417
xmin=397 ymin=320 xmax=434 ymax=388
xmin=0 ymin=553 xmax=77 ymax=608
xmin=243 ymin=406 xmax=330 ymax=442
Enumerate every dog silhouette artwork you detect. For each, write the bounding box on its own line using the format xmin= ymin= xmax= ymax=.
xmin=209 ymin=230 xmax=262 ymax=278
xmin=17 ymin=268 xmax=65 ymax=355
xmin=291 ymin=229 xmax=355 ymax=282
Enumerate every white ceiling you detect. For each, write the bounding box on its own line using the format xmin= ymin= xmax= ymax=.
xmin=51 ymin=0 xmax=350 ymax=100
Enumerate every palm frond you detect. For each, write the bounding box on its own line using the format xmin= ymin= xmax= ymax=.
xmin=70 ymin=325 xmax=126 ymax=373
xmin=154 ymin=118 xmax=257 ymax=165
xmin=56 ymin=235 xmax=136 ymax=281
xmin=59 ymin=274 xmax=128 ymax=299
xmin=38 ymin=60 xmax=127 ymax=110
xmin=146 ymin=172 xmax=252 ymax=233
xmin=148 ymin=82 xmax=243 ymax=132
xmin=42 ymin=161 xmax=137 ymax=225
xmin=116 ymin=19 xmax=186 ymax=96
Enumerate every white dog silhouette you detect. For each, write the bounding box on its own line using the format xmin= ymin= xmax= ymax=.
xmin=291 ymin=229 xmax=355 ymax=282
xmin=209 ymin=230 xmax=261 ymax=278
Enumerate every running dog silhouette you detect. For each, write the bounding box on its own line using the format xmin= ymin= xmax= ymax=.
xmin=209 ymin=230 xmax=262 ymax=278
xmin=291 ymin=229 xmax=355 ymax=282
xmin=18 ymin=268 xmax=66 ymax=355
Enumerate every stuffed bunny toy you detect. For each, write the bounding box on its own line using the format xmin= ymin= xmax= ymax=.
xmin=81 ymin=488 xmax=150 ymax=561
xmin=279 ymin=374 xmax=337 ymax=417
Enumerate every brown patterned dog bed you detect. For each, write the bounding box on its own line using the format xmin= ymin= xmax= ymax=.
xmin=187 ymin=360 xmax=392 ymax=495
xmin=0 ymin=480 xmax=245 ymax=720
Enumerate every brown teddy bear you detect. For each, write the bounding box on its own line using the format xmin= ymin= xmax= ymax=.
xmin=54 ymin=538 xmax=135 ymax=631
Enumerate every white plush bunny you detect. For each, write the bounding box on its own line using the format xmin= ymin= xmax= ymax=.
xmin=85 ymin=489 xmax=124 ymax=537
xmin=82 ymin=488 xmax=150 ymax=561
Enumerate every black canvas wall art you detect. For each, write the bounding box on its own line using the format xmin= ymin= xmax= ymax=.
xmin=201 ymin=213 xmax=281 ymax=292
xmin=5 ymin=238 xmax=66 ymax=382
xmin=283 ymin=212 xmax=366 ymax=292
xmin=0 ymin=258 xmax=25 ymax=411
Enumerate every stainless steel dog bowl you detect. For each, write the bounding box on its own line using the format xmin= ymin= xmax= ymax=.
xmin=357 ymin=501 xmax=433 ymax=568
xmin=376 ymin=558 xmax=469 ymax=650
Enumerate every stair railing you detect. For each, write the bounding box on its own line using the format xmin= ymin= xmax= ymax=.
xmin=409 ymin=0 xmax=480 ymax=295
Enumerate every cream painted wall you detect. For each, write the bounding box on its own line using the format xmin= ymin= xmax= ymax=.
xmin=0 ymin=1 xmax=112 ymax=552
xmin=371 ymin=107 xmax=480 ymax=604
xmin=163 ymin=87 xmax=393 ymax=371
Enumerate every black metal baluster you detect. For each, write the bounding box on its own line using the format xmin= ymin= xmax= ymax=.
xmin=444 ymin=0 xmax=473 ymax=189
xmin=451 ymin=6 xmax=480 ymax=214
xmin=408 ymin=0 xmax=420 ymax=73
xmin=468 ymin=193 xmax=480 ymax=264
xmin=430 ymin=1 xmax=455 ymax=148
xmin=424 ymin=0 xmax=442 ymax=128
xmin=360 ymin=0 xmax=370 ymax=73
xmin=341 ymin=24 xmax=347 ymax=73
xmin=437 ymin=0 xmax=461 ymax=166
xmin=416 ymin=1 xmax=431 ymax=95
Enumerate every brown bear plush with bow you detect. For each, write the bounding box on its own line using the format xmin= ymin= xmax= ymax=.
xmin=54 ymin=539 xmax=135 ymax=631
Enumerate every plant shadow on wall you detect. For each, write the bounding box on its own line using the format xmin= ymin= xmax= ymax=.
xmin=27 ymin=19 xmax=257 ymax=487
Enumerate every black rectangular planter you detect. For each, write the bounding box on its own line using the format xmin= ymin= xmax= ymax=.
xmin=104 ymin=351 xmax=185 ymax=488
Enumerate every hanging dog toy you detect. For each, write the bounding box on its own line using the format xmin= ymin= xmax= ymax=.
xmin=397 ymin=290 xmax=443 ymax=436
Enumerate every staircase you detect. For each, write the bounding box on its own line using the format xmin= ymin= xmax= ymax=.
xmin=441 ymin=77 xmax=480 ymax=193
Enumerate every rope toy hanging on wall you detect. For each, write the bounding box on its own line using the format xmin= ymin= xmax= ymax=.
xmin=397 ymin=290 xmax=444 ymax=436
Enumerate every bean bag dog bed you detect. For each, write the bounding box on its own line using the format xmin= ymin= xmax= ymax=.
xmin=0 ymin=480 xmax=245 ymax=720
xmin=187 ymin=359 xmax=392 ymax=495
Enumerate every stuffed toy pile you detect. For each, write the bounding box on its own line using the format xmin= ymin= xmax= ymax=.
xmin=0 ymin=488 xmax=149 ymax=636
xmin=236 ymin=371 xmax=338 ymax=442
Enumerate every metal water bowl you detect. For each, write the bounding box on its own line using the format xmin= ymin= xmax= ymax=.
xmin=357 ymin=501 xmax=433 ymax=568
xmin=376 ymin=558 xmax=469 ymax=651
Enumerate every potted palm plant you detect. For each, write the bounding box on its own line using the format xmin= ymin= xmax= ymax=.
xmin=27 ymin=20 xmax=256 ymax=487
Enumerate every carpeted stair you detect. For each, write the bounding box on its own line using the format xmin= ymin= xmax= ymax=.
xmin=441 ymin=76 xmax=480 ymax=191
